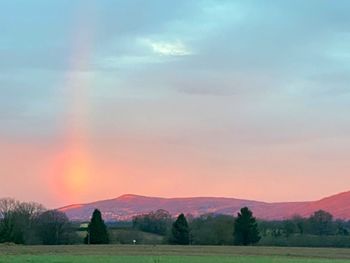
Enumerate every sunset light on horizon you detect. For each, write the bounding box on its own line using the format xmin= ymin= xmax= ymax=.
xmin=1 ymin=0 xmax=350 ymax=208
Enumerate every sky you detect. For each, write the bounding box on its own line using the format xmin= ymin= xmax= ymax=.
xmin=1 ymin=0 xmax=350 ymax=208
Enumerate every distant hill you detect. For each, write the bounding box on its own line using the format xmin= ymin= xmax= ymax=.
xmin=59 ymin=191 xmax=350 ymax=221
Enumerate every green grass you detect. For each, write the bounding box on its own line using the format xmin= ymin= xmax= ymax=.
xmin=1 ymin=245 xmax=350 ymax=262
xmin=109 ymin=228 xmax=164 ymax=244
xmin=0 ymin=255 xmax=349 ymax=263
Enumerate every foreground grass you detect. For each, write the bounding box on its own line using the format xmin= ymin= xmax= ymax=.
xmin=1 ymin=255 xmax=350 ymax=263
xmin=1 ymin=245 xmax=350 ymax=262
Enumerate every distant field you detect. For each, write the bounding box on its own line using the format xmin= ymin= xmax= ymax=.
xmin=76 ymin=228 xmax=165 ymax=245
xmin=1 ymin=245 xmax=350 ymax=262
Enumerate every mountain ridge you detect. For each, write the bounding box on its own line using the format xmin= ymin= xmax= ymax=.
xmin=59 ymin=191 xmax=350 ymax=221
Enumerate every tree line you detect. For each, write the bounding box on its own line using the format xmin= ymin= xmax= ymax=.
xmin=2 ymin=197 xmax=350 ymax=247
xmin=0 ymin=198 xmax=76 ymax=244
xmin=259 ymin=210 xmax=349 ymax=237
xmin=132 ymin=209 xmax=350 ymax=246
xmin=0 ymin=198 xmax=109 ymax=245
xmin=133 ymin=207 xmax=260 ymax=245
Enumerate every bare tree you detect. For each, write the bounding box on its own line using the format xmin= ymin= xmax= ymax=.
xmin=0 ymin=198 xmax=19 ymax=218
xmin=0 ymin=198 xmax=46 ymax=244
xmin=36 ymin=210 xmax=73 ymax=245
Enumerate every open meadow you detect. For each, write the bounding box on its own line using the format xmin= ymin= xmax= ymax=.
xmin=1 ymin=245 xmax=350 ymax=263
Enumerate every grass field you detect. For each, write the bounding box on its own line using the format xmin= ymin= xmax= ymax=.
xmin=1 ymin=245 xmax=350 ymax=262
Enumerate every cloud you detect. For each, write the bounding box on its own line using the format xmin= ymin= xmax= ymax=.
xmin=142 ymin=39 xmax=192 ymax=56
xmin=95 ymin=37 xmax=193 ymax=69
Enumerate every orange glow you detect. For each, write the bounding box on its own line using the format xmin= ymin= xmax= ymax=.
xmin=48 ymin=142 xmax=93 ymax=204
xmin=61 ymin=148 xmax=91 ymax=197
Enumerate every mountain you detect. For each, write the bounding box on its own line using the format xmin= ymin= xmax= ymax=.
xmin=59 ymin=191 xmax=350 ymax=221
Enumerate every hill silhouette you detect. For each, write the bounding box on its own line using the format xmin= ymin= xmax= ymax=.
xmin=59 ymin=191 xmax=350 ymax=221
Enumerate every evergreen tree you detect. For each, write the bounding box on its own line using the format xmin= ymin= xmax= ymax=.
xmin=233 ymin=207 xmax=260 ymax=245
xmin=171 ymin=213 xmax=189 ymax=245
xmin=85 ymin=209 xmax=109 ymax=244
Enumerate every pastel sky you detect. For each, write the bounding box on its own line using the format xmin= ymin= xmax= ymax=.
xmin=1 ymin=0 xmax=350 ymax=208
